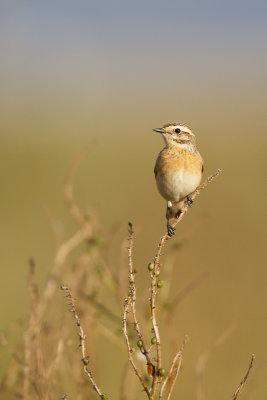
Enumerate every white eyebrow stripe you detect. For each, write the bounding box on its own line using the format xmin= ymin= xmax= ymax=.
xmin=175 ymin=125 xmax=193 ymax=135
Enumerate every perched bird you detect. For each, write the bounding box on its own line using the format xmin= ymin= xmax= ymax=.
xmin=153 ymin=123 xmax=203 ymax=236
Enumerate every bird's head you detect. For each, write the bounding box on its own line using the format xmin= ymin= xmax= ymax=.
xmin=153 ymin=123 xmax=196 ymax=149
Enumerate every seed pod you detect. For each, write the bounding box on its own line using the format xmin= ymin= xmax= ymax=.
xmin=157 ymin=280 xmax=164 ymax=288
xmin=158 ymin=368 xmax=166 ymax=376
xmin=148 ymin=262 xmax=154 ymax=271
xmin=151 ymin=337 xmax=157 ymax=345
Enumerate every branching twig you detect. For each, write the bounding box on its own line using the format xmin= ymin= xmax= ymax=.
xmin=127 ymin=223 xmax=153 ymax=370
xmin=60 ymin=285 xmax=104 ymax=398
xmin=159 ymin=335 xmax=189 ymax=400
xmin=149 ymin=169 xmax=221 ymax=398
xmin=166 ymin=356 xmax=182 ymax=400
xmin=150 ymin=262 xmax=162 ymax=397
xmin=232 ymin=355 xmax=255 ymax=400
xmin=122 ymin=296 xmax=151 ymax=398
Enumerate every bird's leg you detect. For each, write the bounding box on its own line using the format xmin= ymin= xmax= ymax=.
xmin=166 ymin=201 xmax=176 ymax=237
xmin=187 ymin=194 xmax=194 ymax=208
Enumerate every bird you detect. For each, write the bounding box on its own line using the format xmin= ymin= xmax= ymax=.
xmin=153 ymin=122 xmax=203 ymax=237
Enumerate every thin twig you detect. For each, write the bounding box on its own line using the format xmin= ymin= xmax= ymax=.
xmin=232 ymin=355 xmax=255 ymax=400
xmin=150 ymin=169 xmax=221 ymax=398
xmin=122 ymin=296 xmax=151 ymax=398
xmin=166 ymin=356 xmax=182 ymax=400
xmin=1 ymin=149 xmax=98 ymax=399
xmin=150 ymin=263 xmax=162 ymax=397
xmin=60 ymin=285 xmax=104 ymax=398
xmin=127 ymin=223 xmax=153 ymax=370
xmin=159 ymin=335 xmax=189 ymax=400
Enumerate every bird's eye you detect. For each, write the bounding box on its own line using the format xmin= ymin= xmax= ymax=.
xmin=175 ymin=128 xmax=181 ymax=133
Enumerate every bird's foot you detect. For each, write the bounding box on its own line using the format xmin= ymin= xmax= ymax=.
xmin=167 ymin=221 xmax=176 ymax=237
xmin=187 ymin=195 xmax=194 ymax=208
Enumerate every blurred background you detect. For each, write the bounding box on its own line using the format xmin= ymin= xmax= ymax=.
xmin=1 ymin=0 xmax=267 ymax=399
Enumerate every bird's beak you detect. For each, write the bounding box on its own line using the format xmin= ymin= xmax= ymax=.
xmin=153 ymin=128 xmax=165 ymax=134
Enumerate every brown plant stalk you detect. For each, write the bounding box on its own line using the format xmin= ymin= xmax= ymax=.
xmin=123 ymin=169 xmax=221 ymax=399
xmin=150 ymin=169 xmax=221 ymax=397
xmin=159 ymin=335 xmax=189 ymax=400
xmin=127 ymin=223 xmax=153 ymax=369
xmin=122 ymin=296 xmax=151 ymax=398
xmin=60 ymin=285 xmax=104 ymax=398
xmin=232 ymin=355 xmax=255 ymax=400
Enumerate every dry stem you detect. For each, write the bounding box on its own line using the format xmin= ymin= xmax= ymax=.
xmin=150 ymin=265 xmax=162 ymax=397
xmin=232 ymin=355 xmax=255 ymax=400
xmin=122 ymin=296 xmax=151 ymax=398
xmin=159 ymin=335 xmax=189 ymax=400
xmin=121 ymin=169 xmax=221 ymax=399
xmin=60 ymin=285 xmax=104 ymax=398
xmin=121 ymin=223 xmax=152 ymax=398
xmin=166 ymin=356 xmax=182 ymax=400
xmin=127 ymin=223 xmax=153 ymax=369
xmin=149 ymin=169 xmax=221 ymax=397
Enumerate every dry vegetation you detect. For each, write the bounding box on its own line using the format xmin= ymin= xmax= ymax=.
xmin=0 ymin=148 xmax=254 ymax=399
